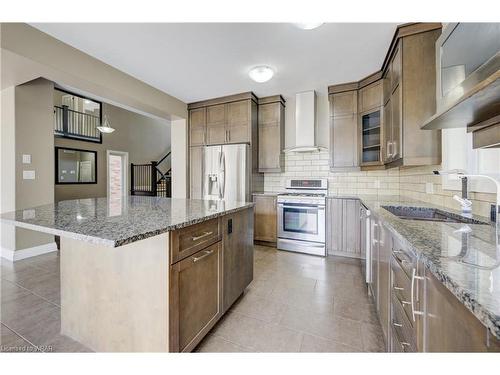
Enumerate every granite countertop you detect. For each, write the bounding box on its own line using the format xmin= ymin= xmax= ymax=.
xmin=333 ymin=194 xmax=500 ymax=339
xmin=0 ymin=196 xmax=254 ymax=248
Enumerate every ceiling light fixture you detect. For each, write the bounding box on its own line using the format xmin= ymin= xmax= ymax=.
xmin=248 ymin=65 xmax=275 ymax=83
xmin=97 ymin=115 xmax=115 ymax=134
xmin=294 ymin=23 xmax=324 ymax=30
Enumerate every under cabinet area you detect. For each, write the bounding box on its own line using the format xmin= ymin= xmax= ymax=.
xmin=253 ymin=194 xmax=277 ymax=245
xmin=326 ymin=198 xmax=360 ymax=257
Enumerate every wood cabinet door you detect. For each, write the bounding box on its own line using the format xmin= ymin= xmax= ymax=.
xmin=226 ymin=100 xmax=250 ymax=143
xmin=331 ymin=114 xmax=358 ymax=168
xmin=326 ymin=198 xmax=343 ymax=254
xmin=189 ymin=108 xmax=206 ymax=146
xmin=425 ymin=268 xmax=500 ymax=352
xmin=206 ymin=104 xmax=226 ymax=145
xmin=390 ymin=85 xmax=402 ymax=161
xmin=382 ymin=100 xmax=392 ymax=163
xmin=222 ymin=208 xmax=253 ymax=312
xmin=390 ymin=43 xmax=402 ymax=91
xmin=342 ymin=199 xmax=360 ymax=256
xmin=189 ymin=146 xmax=203 ymax=199
xmin=253 ymin=195 xmax=277 ymax=243
xmin=169 ymin=242 xmax=222 ymax=352
xmin=258 ymin=102 xmax=283 ymax=171
xmin=332 ymin=91 xmax=357 ymax=117
xmin=359 ymin=81 xmax=382 ymax=113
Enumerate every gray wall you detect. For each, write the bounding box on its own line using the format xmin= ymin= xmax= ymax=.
xmin=55 ymin=102 xmax=171 ymax=202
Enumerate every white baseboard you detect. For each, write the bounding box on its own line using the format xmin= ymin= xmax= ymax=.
xmin=1 ymin=242 xmax=58 ymax=262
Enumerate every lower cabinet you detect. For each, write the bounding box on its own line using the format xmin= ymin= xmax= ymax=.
xmin=253 ymin=194 xmax=277 ymax=244
xmin=169 ymin=208 xmax=254 ymax=352
xmin=377 ymin=223 xmax=391 ymax=347
xmin=326 ymin=198 xmax=360 ymax=257
xmin=222 ymin=208 xmax=254 ymax=312
xmin=425 ymin=269 xmax=500 ymax=352
xmin=169 ymin=242 xmax=223 ymax=352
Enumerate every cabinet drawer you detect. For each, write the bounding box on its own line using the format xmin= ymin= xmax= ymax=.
xmin=170 ymin=218 xmax=221 ymax=264
xmin=391 ymin=294 xmax=416 ymax=352
xmin=391 ymin=256 xmax=413 ymax=324
xmin=169 ymin=242 xmax=222 ymax=352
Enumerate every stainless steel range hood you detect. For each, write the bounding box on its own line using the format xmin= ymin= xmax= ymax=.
xmin=285 ymin=90 xmax=325 ymax=153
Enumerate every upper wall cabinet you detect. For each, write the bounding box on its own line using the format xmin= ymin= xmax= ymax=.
xmin=188 ymin=92 xmax=258 ymax=147
xmin=383 ymin=27 xmax=442 ymax=168
xmin=328 ymin=89 xmax=359 ymax=170
xmin=258 ymin=95 xmax=285 ymax=172
xmin=328 ymin=23 xmax=442 ymax=171
xmin=189 ymin=108 xmax=207 ymax=146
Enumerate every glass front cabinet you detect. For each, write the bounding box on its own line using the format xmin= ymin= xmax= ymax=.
xmin=359 ymin=109 xmax=383 ymax=167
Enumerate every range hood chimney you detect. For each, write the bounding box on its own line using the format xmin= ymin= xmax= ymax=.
xmin=285 ymin=90 xmax=325 ymax=153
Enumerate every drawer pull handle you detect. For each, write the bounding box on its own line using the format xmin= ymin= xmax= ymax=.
xmin=193 ymin=249 xmax=214 ymax=263
xmin=192 ymin=231 xmax=214 ymax=241
xmin=401 ymin=342 xmax=411 ymax=349
xmin=401 ymin=300 xmax=411 ymax=306
xmin=411 ymin=268 xmax=425 ymax=322
xmin=393 ymin=322 xmax=403 ymax=328
xmin=393 ymin=286 xmax=404 ymax=291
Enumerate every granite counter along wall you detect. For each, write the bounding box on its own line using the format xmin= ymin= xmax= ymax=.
xmin=262 ymin=151 xmax=496 ymax=218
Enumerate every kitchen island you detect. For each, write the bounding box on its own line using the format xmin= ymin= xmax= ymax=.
xmin=0 ymin=196 xmax=254 ymax=352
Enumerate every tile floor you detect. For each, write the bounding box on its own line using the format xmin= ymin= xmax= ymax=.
xmin=196 ymin=245 xmax=385 ymax=352
xmin=0 ymin=245 xmax=385 ymax=353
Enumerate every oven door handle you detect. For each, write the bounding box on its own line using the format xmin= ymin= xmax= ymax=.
xmin=278 ymin=204 xmax=325 ymax=210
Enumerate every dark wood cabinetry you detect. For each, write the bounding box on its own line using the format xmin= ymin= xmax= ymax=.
xmin=222 ymin=208 xmax=254 ymax=312
xmin=188 ymin=92 xmax=258 ymax=147
xmin=168 ymin=208 xmax=253 ymax=352
xmin=326 ymin=198 xmax=360 ymax=257
xmin=253 ymin=194 xmax=277 ymax=245
xmin=169 ymin=241 xmax=222 ymax=352
xmin=328 ymin=90 xmax=359 ymax=169
xmin=258 ymin=96 xmax=285 ymax=172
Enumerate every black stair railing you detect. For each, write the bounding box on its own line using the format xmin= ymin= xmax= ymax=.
xmin=130 ymin=151 xmax=171 ymax=198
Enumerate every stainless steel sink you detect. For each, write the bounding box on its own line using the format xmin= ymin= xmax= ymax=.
xmin=382 ymin=206 xmax=489 ymax=225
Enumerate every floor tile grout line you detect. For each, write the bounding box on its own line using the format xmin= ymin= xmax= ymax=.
xmin=209 ymin=333 xmax=256 ymax=352
xmin=1 ymin=322 xmax=43 ymax=352
xmin=1 ymin=277 xmax=61 ymax=308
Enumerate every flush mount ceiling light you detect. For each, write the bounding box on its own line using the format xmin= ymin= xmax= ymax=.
xmin=248 ymin=65 xmax=275 ymax=83
xmin=97 ymin=115 xmax=115 ymax=134
xmin=294 ymin=22 xmax=324 ymax=30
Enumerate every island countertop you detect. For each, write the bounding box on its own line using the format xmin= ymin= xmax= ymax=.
xmin=0 ymin=196 xmax=254 ymax=248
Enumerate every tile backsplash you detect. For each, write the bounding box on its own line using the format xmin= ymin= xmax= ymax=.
xmin=262 ymin=151 xmax=496 ymax=218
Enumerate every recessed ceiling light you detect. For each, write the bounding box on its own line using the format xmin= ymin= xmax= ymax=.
xmin=294 ymin=23 xmax=324 ymax=30
xmin=248 ymin=65 xmax=275 ymax=83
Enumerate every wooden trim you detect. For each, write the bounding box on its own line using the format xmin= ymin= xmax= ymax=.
xmin=188 ymin=92 xmax=258 ymax=109
xmin=381 ymin=23 xmax=442 ymax=74
xmin=329 ymin=23 xmax=442 ymax=93
xmin=254 ymin=240 xmax=277 ymax=248
xmin=328 ymin=81 xmax=359 ymax=94
xmin=358 ymin=71 xmax=383 ymax=89
xmin=258 ymin=95 xmax=286 ymax=106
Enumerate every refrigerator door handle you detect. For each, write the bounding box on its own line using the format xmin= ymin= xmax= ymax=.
xmin=221 ymin=151 xmax=227 ymax=199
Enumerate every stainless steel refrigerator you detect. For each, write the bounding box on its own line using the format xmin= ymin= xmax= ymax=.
xmin=190 ymin=144 xmax=250 ymax=202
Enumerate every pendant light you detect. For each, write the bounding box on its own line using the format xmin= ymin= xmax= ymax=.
xmin=97 ymin=114 xmax=115 ymax=134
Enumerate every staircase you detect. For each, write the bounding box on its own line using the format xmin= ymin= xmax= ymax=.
xmin=130 ymin=152 xmax=171 ymax=198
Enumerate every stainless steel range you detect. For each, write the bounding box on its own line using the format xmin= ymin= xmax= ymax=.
xmin=277 ymin=179 xmax=327 ymax=256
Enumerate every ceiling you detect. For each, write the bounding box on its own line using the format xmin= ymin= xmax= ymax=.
xmin=31 ymin=23 xmax=398 ymax=104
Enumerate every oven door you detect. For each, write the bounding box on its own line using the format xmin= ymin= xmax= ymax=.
xmin=277 ymin=202 xmax=325 ymax=243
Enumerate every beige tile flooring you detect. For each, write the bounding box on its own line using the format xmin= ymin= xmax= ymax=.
xmin=196 ymin=245 xmax=385 ymax=352
xmin=0 ymin=245 xmax=385 ymax=353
